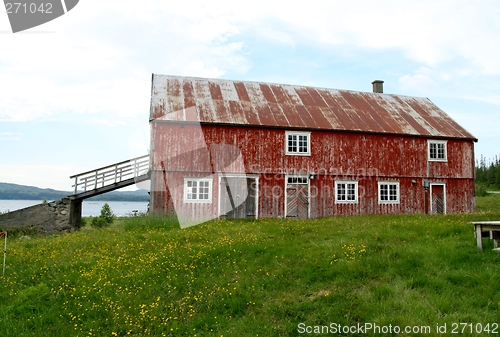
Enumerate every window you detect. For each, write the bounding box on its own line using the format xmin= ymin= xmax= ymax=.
xmin=428 ymin=140 xmax=447 ymax=161
xmin=184 ymin=178 xmax=212 ymax=202
xmin=335 ymin=181 xmax=358 ymax=203
xmin=287 ymin=176 xmax=308 ymax=184
xmin=378 ymin=182 xmax=400 ymax=204
xmin=285 ymin=131 xmax=311 ymax=156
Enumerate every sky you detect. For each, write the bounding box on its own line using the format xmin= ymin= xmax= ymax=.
xmin=1 ymin=0 xmax=499 ymax=191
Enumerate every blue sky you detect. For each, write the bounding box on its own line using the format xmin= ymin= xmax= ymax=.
xmin=1 ymin=0 xmax=499 ymax=190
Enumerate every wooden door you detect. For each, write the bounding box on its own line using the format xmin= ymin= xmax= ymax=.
xmin=220 ymin=177 xmax=256 ymax=219
xmin=286 ymin=184 xmax=309 ymax=219
xmin=431 ymin=184 xmax=446 ymax=214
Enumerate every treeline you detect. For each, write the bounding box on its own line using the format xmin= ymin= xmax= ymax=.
xmin=0 ymin=191 xmax=67 ymax=201
xmin=0 ymin=182 xmax=149 ymax=202
xmin=0 ymin=191 xmax=149 ymax=202
xmin=476 ymin=155 xmax=500 ymax=188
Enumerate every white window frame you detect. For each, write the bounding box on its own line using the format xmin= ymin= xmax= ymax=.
xmin=285 ymin=131 xmax=311 ymax=156
xmin=428 ymin=140 xmax=447 ymax=162
xmin=286 ymin=176 xmax=309 ymax=184
xmin=184 ymin=178 xmax=212 ymax=203
xmin=335 ymin=180 xmax=358 ymax=204
xmin=378 ymin=181 xmax=400 ymax=204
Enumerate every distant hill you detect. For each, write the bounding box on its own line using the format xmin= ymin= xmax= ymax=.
xmin=0 ymin=182 xmax=149 ymax=202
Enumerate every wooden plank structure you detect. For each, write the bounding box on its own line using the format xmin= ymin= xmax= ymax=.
xmin=70 ymin=154 xmax=149 ymax=198
xmin=469 ymin=221 xmax=500 ymax=250
xmin=67 ymin=154 xmax=149 ymax=228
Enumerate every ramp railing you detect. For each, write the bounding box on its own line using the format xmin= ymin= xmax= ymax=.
xmin=70 ymin=154 xmax=149 ymax=194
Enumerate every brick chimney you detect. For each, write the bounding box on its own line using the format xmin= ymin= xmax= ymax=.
xmin=372 ymin=80 xmax=384 ymax=93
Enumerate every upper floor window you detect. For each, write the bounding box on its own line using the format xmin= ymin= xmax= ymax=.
xmin=378 ymin=181 xmax=400 ymax=204
xmin=335 ymin=181 xmax=358 ymax=204
xmin=285 ymin=131 xmax=311 ymax=156
xmin=428 ymin=140 xmax=447 ymax=162
xmin=184 ymin=178 xmax=212 ymax=203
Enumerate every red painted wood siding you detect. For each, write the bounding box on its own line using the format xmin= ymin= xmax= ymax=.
xmin=150 ymin=122 xmax=475 ymax=217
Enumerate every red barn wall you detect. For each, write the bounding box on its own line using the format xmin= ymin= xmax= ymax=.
xmin=150 ymin=122 xmax=475 ymax=218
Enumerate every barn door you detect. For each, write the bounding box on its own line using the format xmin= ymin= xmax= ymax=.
xmin=430 ymin=184 xmax=446 ymax=214
xmin=286 ymin=176 xmax=309 ymax=219
xmin=219 ymin=177 xmax=257 ymax=219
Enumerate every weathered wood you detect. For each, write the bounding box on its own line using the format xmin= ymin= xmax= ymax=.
xmin=475 ymin=224 xmax=483 ymax=250
xmin=70 ymin=154 xmax=149 ymax=197
xmin=69 ymin=199 xmax=82 ymax=229
xmin=469 ymin=221 xmax=500 ymax=251
xmin=68 ymin=174 xmax=149 ymax=201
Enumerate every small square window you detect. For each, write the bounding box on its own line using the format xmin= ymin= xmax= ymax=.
xmin=184 ymin=178 xmax=212 ymax=203
xmin=287 ymin=176 xmax=308 ymax=184
xmin=428 ymin=140 xmax=447 ymax=161
xmin=285 ymin=131 xmax=311 ymax=156
xmin=378 ymin=182 xmax=400 ymax=204
xmin=335 ymin=181 xmax=358 ymax=204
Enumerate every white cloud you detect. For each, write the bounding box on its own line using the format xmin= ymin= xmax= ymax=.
xmin=0 ymin=132 xmax=22 ymax=140
xmin=399 ymin=67 xmax=440 ymax=94
xmin=248 ymin=0 xmax=500 ymax=74
xmin=0 ymin=0 xmax=251 ymax=123
xmin=2 ymin=0 xmax=499 ymax=124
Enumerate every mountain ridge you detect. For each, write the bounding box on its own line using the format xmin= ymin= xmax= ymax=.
xmin=0 ymin=182 xmax=149 ymax=202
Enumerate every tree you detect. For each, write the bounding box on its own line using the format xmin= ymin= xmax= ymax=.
xmin=486 ymin=162 xmax=496 ymax=186
xmin=100 ymin=203 xmax=115 ymax=224
xmin=476 ymin=155 xmax=487 ymax=183
xmin=90 ymin=203 xmax=115 ymax=228
xmin=496 ymin=157 xmax=500 ymax=188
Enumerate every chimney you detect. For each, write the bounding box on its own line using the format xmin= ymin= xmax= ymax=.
xmin=372 ymin=80 xmax=384 ymax=93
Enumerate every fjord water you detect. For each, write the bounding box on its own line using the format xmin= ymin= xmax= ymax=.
xmin=0 ymin=200 xmax=148 ymax=217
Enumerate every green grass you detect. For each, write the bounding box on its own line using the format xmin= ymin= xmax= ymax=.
xmin=476 ymin=192 xmax=500 ymax=212
xmin=1 ymin=211 xmax=500 ymax=336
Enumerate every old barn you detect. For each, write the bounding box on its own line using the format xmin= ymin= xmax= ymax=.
xmin=148 ymin=75 xmax=476 ymax=225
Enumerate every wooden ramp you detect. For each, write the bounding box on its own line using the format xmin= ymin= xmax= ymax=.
xmin=69 ymin=154 xmax=149 ymax=200
xmin=67 ymin=155 xmax=149 ymax=228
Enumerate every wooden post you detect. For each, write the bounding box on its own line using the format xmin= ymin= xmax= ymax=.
xmin=492 ymin=231 xmax=500 ymax=249
xmin=69 ymin=199 xmax=82 ymax=230
xmin=475 ymin=224 xmax=483 ymax=250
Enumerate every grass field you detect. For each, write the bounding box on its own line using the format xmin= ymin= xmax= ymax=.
xmin=476 ymin=192 xmax=500 ymax=212
xmin=1 ymin=198 xmax=500 ymax=336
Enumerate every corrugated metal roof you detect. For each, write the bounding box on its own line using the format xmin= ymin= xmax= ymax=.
xmin=150 ymin=74 xmax=477 ymax=140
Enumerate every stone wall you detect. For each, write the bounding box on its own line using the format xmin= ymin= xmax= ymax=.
xmin=0 ymin=198 xmax=78 ymax=235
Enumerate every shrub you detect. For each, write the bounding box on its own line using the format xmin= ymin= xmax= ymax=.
xmin=90 ymin=203 xmax=115 ymax=229
xmin=90 ymin=217 xmax=108 ymax=229
xmin=476 ymin=185 xmax=488 ymax=197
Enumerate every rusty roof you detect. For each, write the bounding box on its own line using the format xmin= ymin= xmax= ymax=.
xmin=150 ymin=74 xmax=477 ymax=141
